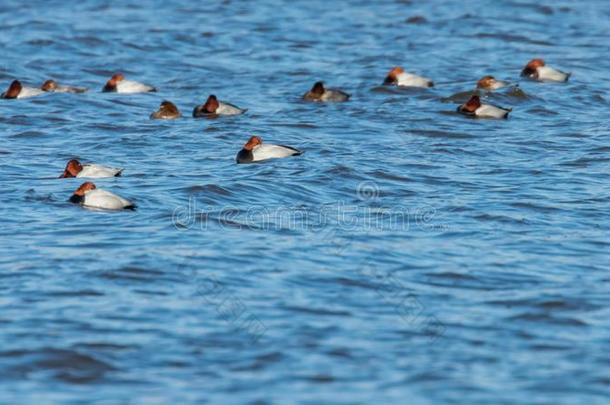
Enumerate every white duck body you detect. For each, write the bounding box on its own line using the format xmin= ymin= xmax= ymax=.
xmin=236 ymin=143 xmax=302 ymax=163
xmin=115 ymin=80 xmax=156 ymax=93
xmin=216 ymin=101 xmax=246 ymax=115
xmin=475 ymin=104 xmax=511 ymax=119
xmin=254 ymin=144 xmax=300 ymax=160
xmin=536 ymin=66 xmax=570 ymax=82
xmin=17 ymin=86 xmax=45 ymax=99
xmin=53 ymin=85 xmax=88 ymax=93
xmin=77 ymin=164 xmax=123 ymax=178
xmin=396 ymin=72 xmax=433 ymax=88
xmin=82 ymin=189 xmax=134 ymax=210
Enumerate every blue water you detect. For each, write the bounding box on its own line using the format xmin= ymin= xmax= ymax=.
xmin=1 ymin=0 xmax=610 ymax=403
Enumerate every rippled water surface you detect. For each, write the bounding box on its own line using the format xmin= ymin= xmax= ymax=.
xmin=1 ymin=0 xmax=610 ymax=403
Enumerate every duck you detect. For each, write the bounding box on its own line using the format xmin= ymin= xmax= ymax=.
xmin=383 ymin=66 xmax=433 ymax=88
xmin=150 ymin=100 xmax=181 ymax=120
xmin=41 ymin=80 xmax=88 ymax=93
xmin=1 ymin=80 xmax=45 ymax=99
xmin=457 ymin=95 xmax=511 ymax=119
xmin=69 ymin=182 xmax=135 ymax=210
xmin=193 ymin=95 xmax=246 ymax=117
xmin=236 ymin=136 xmax=302 ymax=164
xmin=102 ymin=73 xmax=157 ymax=93
xmin=476 ymin=75 xmax=509 ymax=91
xmin=303 ymin=81 xmax=350 ymax=102
xmin=59 ymin=159 xmax=123 ymax=178
xmin=520 ymin=59 xmax=570 ymax=82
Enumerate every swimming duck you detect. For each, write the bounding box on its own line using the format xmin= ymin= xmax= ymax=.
xmin=1 ymin=80 xmax=45 ymax=99
xmin=303 ymin=81 xmax=350 ymax=102
xmin=150 ymin=100 xmax=181 ymax=120
xmin=236 ymin=136 xmax=302 ymax=164
xmin=102 ymin=73 xmax=157 ymax=93
xmin=383 ymin=67 xmax=433 ymax=88
xmin=59 ymin=159 xmax=123 ymax=178
xmin=520 ymin=59 xmax=570 ymax=82
xmin=457 ymin=95 xmax=511 ymax=119
xmin=70 ymin=182 xmax=135 ymax=210
xmin=193 ymin=95 xmax=246 ymax=117
xmin=41 ymin=80 xmax=88 ymax=93
xmin=476 ymin=75 xmax=509 ymax=91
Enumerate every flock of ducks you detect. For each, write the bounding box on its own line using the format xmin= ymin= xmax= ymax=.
xmin=3 ymin=58 xmax=570 ymax=211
